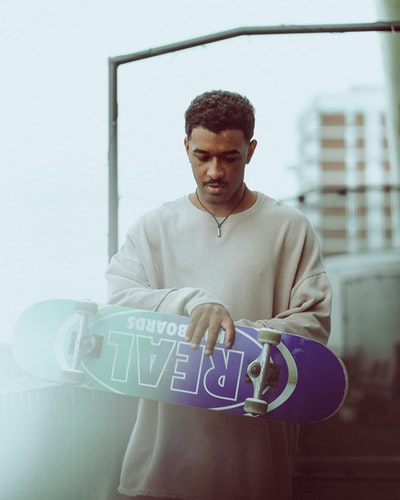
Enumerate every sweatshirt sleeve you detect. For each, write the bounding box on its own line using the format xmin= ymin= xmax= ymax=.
xmin=105 ymin=230 xmax=225 ymax=317
xmin=236 ymin=271 xmax=331 ymax=344
xmin=235 ymin=214 xmax=332 ymax=345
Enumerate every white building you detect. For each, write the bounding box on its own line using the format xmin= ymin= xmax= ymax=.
xmin=296 ymin=87 xmax=400 ymax=256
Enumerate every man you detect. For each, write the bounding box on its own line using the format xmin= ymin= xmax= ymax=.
xmin=106 ymin=90 xmax=331 ymax=500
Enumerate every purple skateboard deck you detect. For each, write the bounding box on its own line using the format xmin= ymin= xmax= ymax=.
xmin=12 ymin=299 xmax=348 ymax=423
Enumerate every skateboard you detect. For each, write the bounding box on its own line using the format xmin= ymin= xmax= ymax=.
xmin=12 ymin=299 xmax=348 ymax=423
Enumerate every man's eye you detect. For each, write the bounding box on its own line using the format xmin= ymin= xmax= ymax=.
xmin=193 ymin=154 xmax=239 ymax=163
xmin=223 ymin=156 xmax=239 ymax=163
xmin=195 ymin=154 xmax=210 ymax=162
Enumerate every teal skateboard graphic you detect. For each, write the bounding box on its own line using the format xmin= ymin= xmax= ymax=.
xmin=12 ymin=299 xmax=348 ymax=423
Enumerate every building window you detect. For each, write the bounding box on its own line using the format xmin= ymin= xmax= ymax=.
xmin=320 ymin=114 xmax=345 ymax=126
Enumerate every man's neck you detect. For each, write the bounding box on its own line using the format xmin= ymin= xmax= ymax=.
xmin=190 ymin=186 xmax=257 ymax=217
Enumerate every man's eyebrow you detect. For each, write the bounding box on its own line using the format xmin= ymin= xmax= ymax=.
xmin=193 ymin=148 xmax=240 ymax=155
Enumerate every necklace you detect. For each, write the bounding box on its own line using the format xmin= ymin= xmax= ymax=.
xmin=195 ymin=186 xmax=247 ymax=237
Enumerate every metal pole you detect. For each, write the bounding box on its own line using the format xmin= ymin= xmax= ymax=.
xmin=108 ymin=59 xmax=119 ymax=259
xmin=107 ymin=21 xmax=400 ymax=261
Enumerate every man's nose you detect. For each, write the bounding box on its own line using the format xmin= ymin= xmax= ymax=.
xmin=207 ymin=156 xmax=224 ymax=179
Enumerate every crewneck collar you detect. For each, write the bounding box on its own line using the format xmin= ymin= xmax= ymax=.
xmin=185 ymin=192 xmax=264 ymax=221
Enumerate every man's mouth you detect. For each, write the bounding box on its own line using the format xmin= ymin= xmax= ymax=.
xmin=205 ymin=181 xmax=227 ymax=188
xmin=204 ymin=183 xmax=226 ymax=193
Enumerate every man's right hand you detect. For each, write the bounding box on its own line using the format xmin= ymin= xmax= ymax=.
xmin=185 ymin=303 xmax=235 ymax=356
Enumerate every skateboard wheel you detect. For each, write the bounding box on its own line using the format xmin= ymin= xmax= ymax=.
xmin=75 ymin=300 xmax=98 ymax=315
xmin=244 ymin=398 xmax=268 ymax=416
xmin=62 ymin=369 xmax=85 ymax=385
xmin=258 ymin=328 xmax=281 ymax=345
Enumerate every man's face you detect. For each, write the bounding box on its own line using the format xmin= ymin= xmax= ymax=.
xmin=184 ymin=127 xmax=257 ymax=212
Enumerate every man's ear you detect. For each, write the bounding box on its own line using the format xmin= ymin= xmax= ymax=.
xmin=184 ymin=137 xmax=190 ymax=155
xmin=246 ymin=139 xmax=257 ymax=163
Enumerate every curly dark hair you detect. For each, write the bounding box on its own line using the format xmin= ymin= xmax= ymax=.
xmin=184 ymin=90 xmax=255 ymax=141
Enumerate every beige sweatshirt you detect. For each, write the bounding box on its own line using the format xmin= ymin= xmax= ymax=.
xmin=106 ymin=193 xmax=331 ymax=499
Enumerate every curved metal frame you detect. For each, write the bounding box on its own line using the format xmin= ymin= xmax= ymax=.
xmin=108 ymin=21 xmax=400 ymax=260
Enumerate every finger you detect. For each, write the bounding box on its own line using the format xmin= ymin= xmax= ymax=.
xmin=223 ymin=322 xmax=236 ymax=349
xmin=204 ymin=323 xmax=223 ymax=356
xmin=186 ymin=311 xmax=209 ymax=349
xmin=190 ymin=324 xmax=208 ymax=351
xmin=204 ymin=314 xmax=236 ymax=355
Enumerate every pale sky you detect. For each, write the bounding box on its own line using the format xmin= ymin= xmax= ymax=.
xmin=1 ymin=0 xmax=385 ymax=341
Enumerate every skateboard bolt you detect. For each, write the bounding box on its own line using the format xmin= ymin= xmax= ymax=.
xmin=250 ymin=363 xmax=261 ymax=377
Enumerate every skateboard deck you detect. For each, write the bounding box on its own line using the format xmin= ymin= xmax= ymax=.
xmin=12 ymin=299 xmax=348 ymax=423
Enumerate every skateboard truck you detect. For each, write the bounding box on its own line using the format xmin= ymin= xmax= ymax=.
xmin=244 ymin=328 xmax=281 ymax=416
xmin=62 ymin=301 xmax=103 ymax=384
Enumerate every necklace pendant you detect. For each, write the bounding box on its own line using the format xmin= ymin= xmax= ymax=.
xmin=195 ymin=186 xmax=247 ymax=238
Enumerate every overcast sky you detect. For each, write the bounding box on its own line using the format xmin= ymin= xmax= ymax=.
xmin=1 ymin=0 xmax=385 ymax=341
